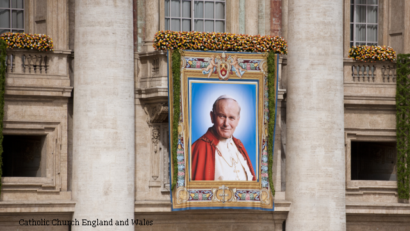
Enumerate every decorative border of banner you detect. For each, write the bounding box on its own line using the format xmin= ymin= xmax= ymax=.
xmin=168 ymin=50 xmax=278 ymax=211
xmin=188 ymin=79 xmax=260 ymax=182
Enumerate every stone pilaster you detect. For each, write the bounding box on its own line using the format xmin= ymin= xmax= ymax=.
xmin=286 ymin=0 xmax=346 ymax=230
xmin=144 ymin=0 xmax=159 ymax=52
xmin=245 ymin=0 xmax=258 ymax=35
xmin=72 ymin=0 xmax=135 ymax=230
xmin=270 ymin=0 xmax=282 ymax=37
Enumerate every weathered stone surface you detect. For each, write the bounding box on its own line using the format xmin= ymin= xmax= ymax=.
xmin=285 ymin=0 xmax=346 ymax=230
xmin=72 ymin=0 xmax=135 ymax=230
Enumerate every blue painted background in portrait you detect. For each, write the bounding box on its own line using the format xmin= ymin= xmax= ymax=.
xmin=190 ymin=80 xmax=258 ymax=172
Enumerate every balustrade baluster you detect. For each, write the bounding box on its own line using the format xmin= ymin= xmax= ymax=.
xmin=44 ymin=56 xmax=48 ymax=74
xmin=29 ymin=55 xmax=32 ymax=73
xmin=34 ymin=55 xmax=40 ymax=73
xmin=6 ymin=54 xmax=15 ymax=73
xmin=22 ymin=55 xmax=26 ymax=73
xmin=352 ymin=65 xmax=356 ymax=81
xmin=39 ymin=55 xmax=43 ymax=73
xmin=382 ymin=66 xmax=386 ymax=82
xmin=388 ymin=65 xmax=394 ymax=82
xmin=366 ymin=65 xmax=370 ymax=82
xmin=393 ymin=65 xmax=396 ymax=82
xmin=5 ymin=55 xmax=9 ymax=73
xmin=29 ymin=55 xmax=34 ymax=73
xmin=362 ymin=66 xmax=366 ymax=82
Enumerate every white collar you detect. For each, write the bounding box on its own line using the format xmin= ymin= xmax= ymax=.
xmin=218 ymin=137 xmax=233 ymax=145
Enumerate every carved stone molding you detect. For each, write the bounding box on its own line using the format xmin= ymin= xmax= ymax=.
xmin=148 ymin=123 xmax=170 ymax=192
xmin=151 ymin=125 xmax=161 ymax=182
xmin=144 ymin=103 xmax=169 ymax=124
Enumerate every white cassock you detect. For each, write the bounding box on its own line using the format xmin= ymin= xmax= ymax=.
xmin=214 ymin=137 xmax=253 ymax=181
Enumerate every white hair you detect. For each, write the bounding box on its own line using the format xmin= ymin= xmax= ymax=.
xmin=212 ymin=95 xmax=241 ymax=115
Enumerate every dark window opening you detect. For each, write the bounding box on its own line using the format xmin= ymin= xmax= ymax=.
xmin=3 ymin=135 xmax=46 ymax=177
xmin=351 ymin=141 xmax=396 ymax=181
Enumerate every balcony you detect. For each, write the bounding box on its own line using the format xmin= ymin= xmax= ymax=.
xmin=4 ymin=49 xmax=72 ymax=97
xmin=135 ymin=51 xmax=168 ymax=100
xmin=343 ymin=59 xmax=396 ymax=107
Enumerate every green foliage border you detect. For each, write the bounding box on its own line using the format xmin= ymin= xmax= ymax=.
xmin=169 ymin=50 xmax=277 ymax=197
xmin=170 ymin=50 xmax=181 ymax=190
xmin=0 ymin=39 xmax=6 ymax=194
xmin=396 ymin=54 xmax=410 ymax=200
xmin=267 ymin=52 xmax=276 ymax=196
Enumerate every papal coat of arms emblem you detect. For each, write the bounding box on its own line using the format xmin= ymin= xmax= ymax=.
xmin=202 ymin=52 xmax=245 ymax=80
xmin=216 ymin=52 xmax=231 ymax=80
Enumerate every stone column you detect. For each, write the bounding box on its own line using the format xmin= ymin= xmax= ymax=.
xmin=286 ymin=0 xmax=346 ymax=231
xmin=245 ymin=0 xmax=258 ymax=35
xmin=72 ymin=0 xmax=135 ymax=230
xmin=144 ymin=0 xmax=159 ymax=52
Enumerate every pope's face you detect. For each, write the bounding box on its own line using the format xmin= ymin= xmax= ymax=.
xmin=210 ymin=99 xmax=240 ymax=139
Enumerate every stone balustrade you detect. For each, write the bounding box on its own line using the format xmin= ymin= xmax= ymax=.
xmin=344 ymin=59 xmax=397 ymax=84
xmin=135 ymin=51 xmax=168 ymax=99
xmin=5 ymin=49 xmax=71 ymax=76
xmin=4 ymin=49 xmax=72 ymax=98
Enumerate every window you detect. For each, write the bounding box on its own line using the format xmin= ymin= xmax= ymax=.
xmin=0 ymin=0 xmax=24 ymax=35
xmin=3 ymin=135 xmax=47 ymax=177
xmin=350 ymin=0 xmax=378 ymax=47
xmin=165 ymin=0 xmax=225 ymax=32
xmin=351 ymin=141 xmax=397 ymax=181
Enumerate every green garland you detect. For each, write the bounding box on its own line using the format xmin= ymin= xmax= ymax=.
xmin=0 ymin=39 xmax=6 ymax=194
xmin=396 ymin=54 xmax=410 ymax=200
xmin=171 ymin=50 xmax=181 ymax=190
xmin=267 ymin=51 xmax=276 ymax=196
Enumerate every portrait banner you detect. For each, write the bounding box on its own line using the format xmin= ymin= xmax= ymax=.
xmin=168 ymin=50 xmax=278 ymax=211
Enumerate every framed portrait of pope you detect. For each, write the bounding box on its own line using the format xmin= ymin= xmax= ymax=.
xmin=190 ymin=82 xmax=258 ymax=182
xmin=168 ymin=50 xmax=277 ymax=211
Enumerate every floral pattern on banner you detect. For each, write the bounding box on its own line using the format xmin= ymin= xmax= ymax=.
xmin=0 ymin=32 xmax=53 ymax=51
xmin=153 ymin=31 xmax=287 ymax=54
xmin=177 ymin=97 xmax=185 ymax=188
xmin=185 ymin=57 xmax=261 ymax=71
xmin=349 ymin=45 xmax=396 ymax=62
xmin=188 ymin=190 xmax=213 ymax=201
xmin=235 ymin=190 xmax=261 ymax=201
xmin=261 ymin=75 xmax=270 ymax=189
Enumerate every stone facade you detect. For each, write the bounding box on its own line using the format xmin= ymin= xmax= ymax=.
xmin=0 ymin=0 xmax=409 ymax=230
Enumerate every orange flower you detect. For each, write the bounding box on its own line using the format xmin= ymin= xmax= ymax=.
xmin=152 ymin=31 xmax=287 ymax=54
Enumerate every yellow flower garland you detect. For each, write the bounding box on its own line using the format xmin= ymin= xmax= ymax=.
xmin=0 ymin=32 xmax=54 ymax=52
xmin=349 ymin=45 xmax=395 ymax=62
xmin=153 ymin=31 xmax=287 ymax=54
